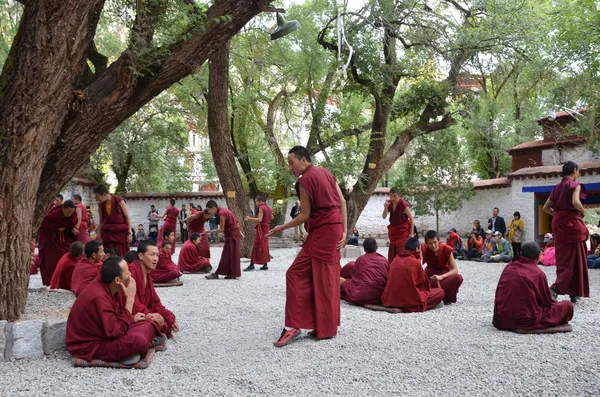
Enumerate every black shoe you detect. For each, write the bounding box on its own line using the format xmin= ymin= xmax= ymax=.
xmin=244 ymin=264 xmax=255 ymax=272
xmin=260 ymin=264 xmax=268 ymax=271
xmin=205 ymin=273 xmax=219 ymax=280
xmin=550 ymin=288 xmax=558 ymax=302
xmin=570 ymin=295 xmax=581 ymax=303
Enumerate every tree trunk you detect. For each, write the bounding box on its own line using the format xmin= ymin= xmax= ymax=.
xmin=208 ymin=41 xmax=254 ymax=258
xmin=435 ymin=206 xmax=440 ymax=235
xmin=113 ymin=151 xmax=133 ymax=196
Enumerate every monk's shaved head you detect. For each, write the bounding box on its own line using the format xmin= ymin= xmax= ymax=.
xmin=72 ymin=194 xmax=82 ymax=202
xmin=190 ymin=232 xmax=201 ymax=244
xmin=562 ymin=161 xmax=578 ymax=177
xmin=206 ymin=200 xmax=218 ymax=209
xmin=404 ymin=237 xmax=420 ymax=251
xmin=288 ymin=146 xmax=311 ymax=163
xmin=424 ymin=230 xmax=439 ymax=243
xmin=390 ymin=187 xmax=400 ymax=195
xmin=521 ymin=242 xmax=541 ymax=260
xmin=70 ymin=241 xmax=85 ymax=257
xmin=63 ymin=200 xmax=76 ymax=209
xmin=101 ymin=257 xmax=124 ymax=284
xmin=124 ymin=251 xmax=138 ymax=264
xmin=93 ymin=184 xmax=109 ymax=195
xmin=363 ymin=238 xmax=378 ymax=253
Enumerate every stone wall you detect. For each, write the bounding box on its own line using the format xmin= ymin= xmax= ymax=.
xmin=0 ymin=320 xmax=66 ymax=361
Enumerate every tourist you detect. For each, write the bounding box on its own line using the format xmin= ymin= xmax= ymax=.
xmin=178 ymin=233 xmax=212 ymax=273
xmin=204 ymin=201 xmax=242 ymax=280
xmin=472 ymin=220 xmax=486 ymax=240
xmin=134 ymin=224 xmax=147 ymax=246
xmin=486 ymin=231 xmax=513 ymax=263
xmin=50 ymin=242 xmax=85 ymax=291
xmin=488 ymin=207 xmax=506 ymax=237
xmin=462 ymin=231 xmax=484 ymax=260
xmin=539 ymin=233 xmax=556 ymax=267
xmin=94 ymin=184 xmax=132 ymax=257
xmin=244 ymin=195 xmax=272 ymax=271
xmin=208 ymin=212 xmax=219 ymax=244
xmin=180 ymin=204 xmax=189 ymax=244
xmin=382 ymin=187 xmax=414 ymax=262
xmin=421 ymin=231 xmax=463 ymax=303
xmin=147 ymin=205 xmax=160 ymax=242
xmin=508 ymin=211 xmax=524 ymax=259
xmin=340 ymin=238 xmax=388 ymax=306
xmin=290 ymin=200 xmax=304 ymax=241
xmin=446 ymin=228 xmax=463 ymax=257
xmin=71 ymin=240 xmax=105 ymax=296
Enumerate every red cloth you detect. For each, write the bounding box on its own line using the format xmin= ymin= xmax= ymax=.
xmin=151 ymin=251 xmax=181 ymax=283
xmin=214 ymin=208 xmax=241 ymax=278
xmin=286 ymin=164 xmax=342 ymax=338
xmin=177 ymin=240 xmax=211 ymax=272
xmin=341 ymin=252 xmax=389 ymax=306
xmin=188 ymin=209 xmax=210 ymax=258
xmin=66 ymin=278 xmax=159 ymax=361
xmin=382 ymin=251 xmax=445 ymax=311
xmin=37 ymin=206 xmax=77 ymax=285
xmin=158 ymin=206 xmax=180 ymax=254
xmin=76 ymin=203 xmax=89 ymax=243
xmin=251 ymin=204 xmax=272 ymax=264
xmin=340 ymin=261 xmax=356 ymax=279
xmin=127 ymin=261 xmax=177 ymax=337
xmin=71 ymin=258 xmax=102 ymax=297
xmin=493 ymin=257 xmax=574 ymax=330
xmin=49 ymin=253 xmax=79 ymax=290
xmin=386 ymin=199 xmax=411 ymax=262
xmin=468 ymin=236 xmax=484 ymax=252
xmin=30 ymin=241 xmax=39 ymax=275
xmin=99 ymin=195 xmax=129 ymax=257
xmin=422 ymin=242 xmax=463 ymax=303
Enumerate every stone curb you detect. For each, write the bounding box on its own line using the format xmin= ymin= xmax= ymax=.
xmin=1 ymin=319 xmax=67 ymax=361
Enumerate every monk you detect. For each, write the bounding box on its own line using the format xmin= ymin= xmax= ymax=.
xmin=151 ymin=241 xmax=182 ymax=283
xmin=543 ymin=161 xmax=589 ymax=303
xmin=204 ymin=201 xmax=242 ymax=280
xmin=30 ymin=238 xmax=39 ymax=275
xmin=244 ymin=195 xmax=272 ymax=271
xmin=186 ymin=203 xmax=211 ymax=258
xmin=94 ymin=184 xmax=132 ymax=257
xmin=382 ymin=187 xmax=414 ymax=263
xmin=73 ymin=194 xmax=89 ymax=243
xmin=268 ymin=145 xmax=347 ymax=347
xmin=128 ymin=240 xmax=179 ymax=337
xmin=340 ymin=261 xmax=356 ymax=280
xmin=66 ymin=256 xmax=161 ymax=364
xmin=157 ymin=199 xmax=180 ymax=254
xmin=340 ymin=238 xmax=389 ymax=306
xmin=71 ymin=240 xmax=105 ymax=296
xmin=178 ymin=233 xmax=212 ymax=273
xmin=421 ymin=230 xmax=464 ymax=304
xmin=124 ymin=251 xmax=138 ymax=264
xmin=493 ymin=242 xmax=574 ymax=331
xmin=54 ymin=194 xmax=64 ymax=208
xmin=38 ymin=200 xmax=78 ymax=285
xmin=50 ymin=242 xmax=85 ymax=290
xmin=104 ymin=248 xmax=120 ymax=260
xmin=381 ymin=237 xmax=445 ymax=311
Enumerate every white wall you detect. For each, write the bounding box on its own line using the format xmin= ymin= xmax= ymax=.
xmin=542 ymin=146 xmax=600 ymax=166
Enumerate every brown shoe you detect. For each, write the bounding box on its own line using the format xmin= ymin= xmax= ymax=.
xmin=205 ymin=273 xmax=219 ymax=280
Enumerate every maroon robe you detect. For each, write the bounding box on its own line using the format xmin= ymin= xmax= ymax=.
xmin=151 ymin=251 xmax=181 ymax=283
xmin=286 ymin=164 xmax=342 ymax=339
xmin=549 ymin=177 xmax=589 ymax=297
xmin=178 ymin=240 xmax=211 ymax=272
xmin=76 ymin=203 xmax=89 ymax=243
xmin=71 ymin=258 xmax=102 ymax=296
xmin=38 ymin=206 xmax=77 ymax=285
xmin=340 ymin=261 xmax=356 ymax=280
xmin=387 ymin=199 xmax=411 ymax=263
xmin=188 ymin=209 xmax=210 ymax=258
xmin=422 ymin=242 xmax=463 ymax=303
xmin=493 ymin=257 xmax=574 ymax=330
xmin=49 ymin=253 xmax=79 ymax=291
xmin=341 ymin=252 xmax=389 ymax=306
xmin=251 ymin=204 xmax=272 ymax=265
xmin=30 ymin=240 xmax=39 ymax=275
xmin=127 ymin=261 xmax=177 ymax=337
xmin=381 ymin=251 xmax=445 ymax=311
xmin=99 ymin=195 xmax=129 ymax=257
xmin=66 ymin=278 xmax=159 ymax=361
xmin=158 ymin=206 xmax=180 ymax=254
xmin=214 ymin=207 xmax=241 ymax=278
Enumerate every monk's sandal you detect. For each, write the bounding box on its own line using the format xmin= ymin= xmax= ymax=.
xmin=274 ymin=328 xmax=301 ymax=347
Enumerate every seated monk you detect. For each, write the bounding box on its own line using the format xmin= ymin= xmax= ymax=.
xmin=178 ymin=233 xmax=211 ymax=273
xmin=381 ymin=237 xmax=445 ymax=311
xmin=66 ymin=256 xmax=161 ymax=364
xmin=493 ymin=242 xmax=574 ymax=331
xmin=71 ymin=240 xmax=105 ymax=296
xmin=127 ymin=240 xmax=179 ymax=338
xmin=422 ymin=230 xmax=464 ymax=304
xmin=340 ymin=261 xmax=356 ymax=280
xmin=104 ymin=248 xmax=120 ymax=260
xmin=340 ymin=238 xmax=389 ymax=306
xmin=50 ymin=242 xmax=85 ymax=290
xmin=124 ymin=250 xmax=138 ymax=264
xmin=151 ymin=241 xmax=182 ymax=283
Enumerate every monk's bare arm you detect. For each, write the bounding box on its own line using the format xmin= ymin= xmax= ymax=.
xmin=382 ymin=202 xmax=389 ymax=219
xmin=405 ymin=207 xmax=414 ymax=237
xmin=269 ymin=186 xmax=311 ymax=235
xmin=336 ymin=184 xmax=348 ymax=249
xmin=120 ymin=200 xmax=133 ymax=240
xmin=572 ymin=185 xmax=585 ymax=214
xmin=542 ymin=198 xmax=554 ymax=216
xmin=246 ymin=208 xmax=263 ymax=223
xmin=158 ymin=209 xmax=168 ymax=219
xmin=75 ymin=207 xmax=82 ymax=229
xmin=440 ymin=253 xmax=459 ymax=280
xmin=207 ymin=215 xmax=227 ymax=234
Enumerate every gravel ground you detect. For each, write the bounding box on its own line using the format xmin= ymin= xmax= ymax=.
xmin=5 ymin=247 xmax=600 ymax=396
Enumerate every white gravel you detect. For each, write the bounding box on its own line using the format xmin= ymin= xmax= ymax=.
xmin=5 ymin=247 xmax=600 ymax=396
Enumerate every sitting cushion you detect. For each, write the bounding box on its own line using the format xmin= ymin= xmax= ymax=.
xmin=511 ymin=324 xmax=573 ymax=334
xmin=363 ymin=304 xmax=405 ymax=314
xmin=154 ymin=280 xmax=183 ymax=288
xmin=72 ymin=349 xmax=155 ymax=369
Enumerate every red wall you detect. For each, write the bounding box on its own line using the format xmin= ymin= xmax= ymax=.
xmin=512 ymin=151 xmax=542 ymax=172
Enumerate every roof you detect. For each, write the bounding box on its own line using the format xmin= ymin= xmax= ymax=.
xmin=71 ymin=175 xmax=96 ymax=186
xmin=508 ymin=161 xmax=600 ymax=179
xmin=472 ymin=178 xmax=511 ymax=190
xmin=124 ymin=191 xmax=226 ymax=200
xmin=536 ymin=108 xmax=588 ymax=123
xmin=509 ymin=137 xmax=586 ymax=153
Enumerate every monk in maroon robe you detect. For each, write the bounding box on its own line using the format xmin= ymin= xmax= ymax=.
xmin=340 ymin=238 xmax=389 ymax=306
xmin=205 ymin=202 xmax=242 ymax=279
xmin=37 ymin=200 xmax=78 ymax=285
xmin=72 ymin=240 xmax=105 ymax=296
xmin=382 ymin=187 xmax=414 ymax=263
xmin=126 ymin=241 xmax=179 ymax=337
xmin=73 ymin=194 xmax=89 ymax=243
xmin=179 ymin=233 xmax=212 ymax=272
xmin=493 ymin=242 xmax=574 ymax=330
xmin=151 ymin=242 xmax=182 ymax=283
xmin=50 ymin=242 xmax=84 ymax=290
xmin=543 ymin=161 xmax=589 ymax=303
xmin=187 ymin=204 xmax=211 ymax=258
xmin=94 ymin=184 xmax=132 ymax=257
xmin=66 ymin=257 xmax=160 ymax=363
xmin=382 ymin=237 xmax=445 ymax=311
xmin=30 ymin=239 xmax=39 ymax=275
xmin=269 ymin=146 xmax=347 ymax=347
xmin=340 ymin=261 xmax=356 ymax=280
xmin=157 ymin=199 xmax=180 ymax=254
xmin=244 ymin=195 xmax=272 ymax=271
xmin=421 ymin=230 xmax=464 ymax=304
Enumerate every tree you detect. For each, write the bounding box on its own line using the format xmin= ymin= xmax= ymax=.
xmin=0 ymin=0 xmax=277 ymax=321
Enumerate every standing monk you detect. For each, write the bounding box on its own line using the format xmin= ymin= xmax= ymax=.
xmin=187 ymin=203 xmax=211 ymax=258
xmin=38 ymin=200 xmax=78 ymax=285
xmin=50 ymin=242 xmax=85 ymax=291
xmin=54 ymin=194 xmax=64 ymax=208
xmin=421 ymin=230 xmax=464 ymax=304
xmin=543 ymin=161 xmax=589 ymax=303
xmin=382 ymin=187 xmax=414 ymax=263
xmin=269 ymin=146 xmax=347 ymax=347
xmin=72 ymin=194 xmax=89 ymax=243
xmin=157 ymin=199 xmax=180 ymax=254
xmin=204 ymin=201 xmax=243 ymax=280
xmin=244 ymin=195 xmax=272 ymax=271
xmin=94 ymin=184 xmax=132 ymax=257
